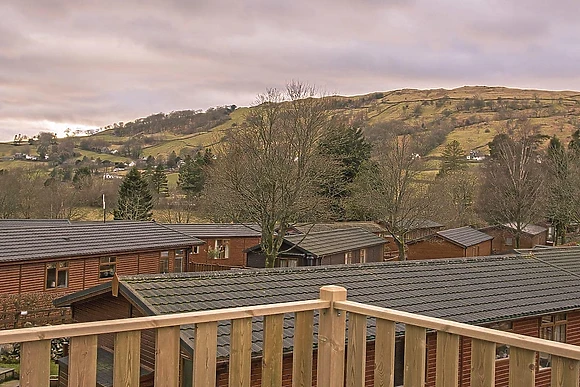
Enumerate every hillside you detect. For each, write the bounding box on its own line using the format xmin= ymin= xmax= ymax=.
xmin=2 ymin=86 xmax=580 ymax=172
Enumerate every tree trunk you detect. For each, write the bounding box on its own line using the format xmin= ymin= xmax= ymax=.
xmin=394 ymin=237 xmax=406 ymax=261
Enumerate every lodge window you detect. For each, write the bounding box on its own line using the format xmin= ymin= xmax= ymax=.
xmin=345 ymin=251 xmax=353 ymax=264
xmin=505 ymin=237 xmax=513 ymax=246
xmin=279 ymin=258 xmax=298 ymax=268
xmin=539 ymin=313 xmax=567 ymax=368
xmin=99 ymin=257 xmax=116 ymax=278
xmin=46 ymin=262 xmax=69 ymax=289
xmin=214 ymin=240 xmax=229 ymax=259
xmin=192 ymin=245 xmax=199 ymax=254
xmin=160 ymin=251 xmax=169 ymax=273
xmin=360 ymin=249 xmax=367 ymax=263
xmin=160 ymin=258 xmax=169 ymax=273
xmin=489 ymin=321 xmax=513 ymax=360
xmin=174 ymin=249 xmax=185 ymax=273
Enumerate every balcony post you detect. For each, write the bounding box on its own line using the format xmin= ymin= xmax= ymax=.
xmin=317 ymin=285 xmax=347 ymax=387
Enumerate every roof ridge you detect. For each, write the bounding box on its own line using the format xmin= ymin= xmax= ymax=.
xmin=119 ymin=254 xmax=521 ymax=283
xmin=158 ymin=222 xmax=205 ymax=242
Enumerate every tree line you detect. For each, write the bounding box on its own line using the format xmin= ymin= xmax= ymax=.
xmin=5 ymin=82 xmax=580 ymax=267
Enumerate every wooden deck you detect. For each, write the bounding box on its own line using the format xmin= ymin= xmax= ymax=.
xmin=0 ymin=285 xmax=579 ymax=386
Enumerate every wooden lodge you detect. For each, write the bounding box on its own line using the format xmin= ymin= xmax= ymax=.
xmin=53 ymin=246 xmax=580 ymax=386
xmin=480 ymin=223 xmax=549 ymax=253
xmin=0 ymin=221 xmax=203 ymax=328
xmin=165 ymin=223 xmax=261 ymax=268
xmin=244 ymin=228 xmax=386 ymax=267
xmin=406 ymin=226 xmax=493 ymax=260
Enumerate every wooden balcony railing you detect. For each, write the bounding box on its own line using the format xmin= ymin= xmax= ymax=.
xmin=0 ymin=285 xmax=579 ymax=387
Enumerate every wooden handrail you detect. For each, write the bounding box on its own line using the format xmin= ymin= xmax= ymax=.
xmin=0 ymin=299 xmax=329 ymax=345
xmin=335 ymin=300 xmax=580 ymax=361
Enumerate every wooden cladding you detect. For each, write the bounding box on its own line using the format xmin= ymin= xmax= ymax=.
xmin=4 ymin=287 xmax=580 ymax=387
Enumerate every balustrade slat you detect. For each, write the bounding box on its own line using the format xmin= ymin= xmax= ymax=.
xmin=551 ymin=355 xmax=580 ymax=387
xmin=436 ymin=331 xmax=459 ymax=387
xmin=20 ymin=339 xmax=50 ymax=387
xmin=69 ymin=335 xmax=98 ymax=386
xmin=374 ymin=318 xmax=395 ymax=387
xmin=509 ymin=347 xmax=535 ymax=387
xmin=346 ymin=313 xmax=367 ymax=387
xmin=292 ymin=310 xmax=314 ymax=387
xmin=114 ymin=330 xmax=141 ymax=387
xmin=193 ymin=321 xmax=218 ymax=387
xmin=155 ymin=326 xmax=180 ymax=387
xmin=262 ymin=314 xmax=284 ymax=387
xmin=470 ymin=339 xmax=495 ymax=387
xmin=404 ymin=324 xmax=426 ymax=387
xmin=317 ymin=285 xmax=347 ymax=387
xmin=229 ymin=317 xmax=252 ymax=387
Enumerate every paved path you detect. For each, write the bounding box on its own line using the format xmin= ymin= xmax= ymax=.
xmin=0 ymin=380 xmax=19 ymax=387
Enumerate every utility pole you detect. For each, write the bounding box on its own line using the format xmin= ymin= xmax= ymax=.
xmin=102 ymin=194 xmax=106 ymax=223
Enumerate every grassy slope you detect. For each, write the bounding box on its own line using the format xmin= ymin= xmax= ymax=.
xmin=2 ymin=87 xmax=580 ymax=172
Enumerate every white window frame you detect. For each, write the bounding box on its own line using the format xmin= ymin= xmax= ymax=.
xmin=99 ymin=257 xmax=116 ymax=279
xmin=174 ymin=249 xmax=185 ymax=273
xmin=360 ymin=249 xmax=367 ymax=263
xmin=215 ymin=239 xmax=230 ymax=259
xmin=46 ymin=261 xmax=69 ymax=289
xmin=344 ymin=251 xmax=353 ymax=264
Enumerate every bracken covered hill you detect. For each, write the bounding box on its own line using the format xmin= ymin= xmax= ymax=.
xmin=2 ymin=86 xmax=580 ymax=169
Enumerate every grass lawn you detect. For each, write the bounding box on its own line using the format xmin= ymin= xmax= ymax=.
xmin=167 ymin=172 xmax=178 ymax=190
xmin=0 ymin=361 xmax=59 ymax=376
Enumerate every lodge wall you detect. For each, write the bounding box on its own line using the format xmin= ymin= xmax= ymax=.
xmin=407 ymin=238 xmax=492 ymax=260
xmin=484 ymin=227 xmax=548 ymax=253
xmin=188 ymin=236 xmax=260 ymax=267
xmin=0 ymin=248 xmax=189 ymax=327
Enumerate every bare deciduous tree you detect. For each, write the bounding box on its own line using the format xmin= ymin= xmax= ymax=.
xmin=431 ymin=169 xmax=480 ymax=227
xmin=202 ymin=82 xmax=335 ymax=267
xmin=478 ymin=120 xmax=546 ymax=248
xmin=349 ymin=134 xmax=435 ymax=260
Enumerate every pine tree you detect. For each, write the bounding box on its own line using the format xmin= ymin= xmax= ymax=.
xmin=318 ymin=121 xmax=371 ymax=219
xmin=438 ymin=140 xmax=467 ymax=176
xmin=178 ymin=151 xmax=212 ymax=196
xmin=150 ymin=164 xmax=168 ymax=197
xmin=114 ymin=167 xmax=153 ymax=220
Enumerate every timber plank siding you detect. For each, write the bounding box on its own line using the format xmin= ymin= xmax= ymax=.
xmin=188 ymin=236 xmax=260 ymax=267
xmin=482 ymin=225 xmax=549 ymax=253
xmin=0 ymin=249 xmax=192 ymax=328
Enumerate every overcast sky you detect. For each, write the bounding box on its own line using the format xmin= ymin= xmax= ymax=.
xmin=1 ymin=0 xmax=580 ymax=141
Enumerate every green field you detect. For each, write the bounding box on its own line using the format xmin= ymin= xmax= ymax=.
xmin=3 ymin=87 xmax=580 ymax=171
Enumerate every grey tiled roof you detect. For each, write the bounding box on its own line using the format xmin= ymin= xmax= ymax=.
xmin=0 ymin=219 xmax=71 ymax=227
xmin=0 ymin=221 xmax=203 ymax=263
xmin=283 ymin=228 xmax=386 ymax=257
xmin=110 ymin=253 xmax=580 ymax=358
xmin=517 ymin=246 xmax=580 ymax=276
xmin=408 ymin=219 xmax=444 ymax=229
xmin=292 ymin=222 xmax=387 ymax=234
xmin=165 ymin=223 xmax=261 ymax=238
xmin=502 ymin=223 xmax=548 ymax=236
xmin=437 ymin=226 xmax=493 ymax=247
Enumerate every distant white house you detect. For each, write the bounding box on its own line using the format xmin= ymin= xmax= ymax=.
xmin=467 ymin=150 xmax=486 ymax=161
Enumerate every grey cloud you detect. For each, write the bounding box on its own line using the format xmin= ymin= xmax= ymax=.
xmin=1 ymin=0 xmax=580 ymax=140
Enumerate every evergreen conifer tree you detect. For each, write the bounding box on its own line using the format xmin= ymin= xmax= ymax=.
xmin=150 ymin=164 xmax=169 ymax=197
xmin=114 ymin=167 xmax=153 ymax=220
xmin=438 ymin=140 xmax=467 ymax=176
